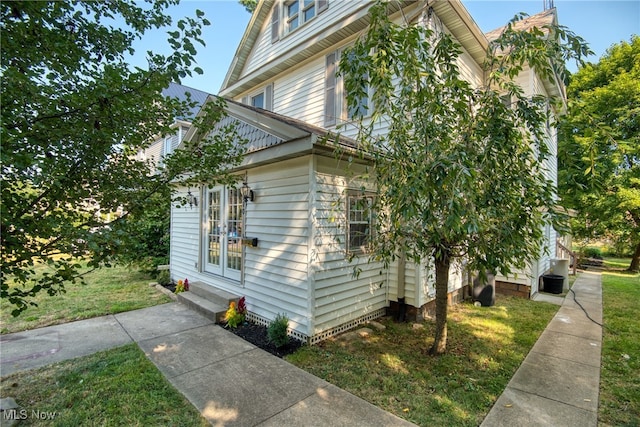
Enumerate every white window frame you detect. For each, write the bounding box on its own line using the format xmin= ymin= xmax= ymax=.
xmin=302 ymin=0 xmax=316 ymax=24
xmin=285 ymin=0 xmax=300 ymax=33
xmin=242 ymin=83 xmax=274 ymax=111
xmin=250 ymin=91 xmax=265 ymax=109
xmin=347 ymin=191 xmax=375 ymax=254
xmin=275 ymin=0 xmax=328 ymax=39
xmin=163 ymin=136 xmax=172 ymax=156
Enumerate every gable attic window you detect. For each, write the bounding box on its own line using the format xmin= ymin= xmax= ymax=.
xmin=273 ymin=0 xmax=328 ymax=42
xmin=347 ymin=191 xmax=374 ymax=254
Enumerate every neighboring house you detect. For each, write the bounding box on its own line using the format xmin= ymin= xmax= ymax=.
xmin=168 ymin=0 xmax=568 ymax=343
xmin=138 ymin=82 xmax=210 ymax=171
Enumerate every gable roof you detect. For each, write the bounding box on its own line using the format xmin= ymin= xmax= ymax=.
xmin=484 ymin=8 xmax=557 ymax=42
xmin=483 ymin=8 xmax=565 ymax=103
xmin=220 ymin=0 xmax=488 ymax=99
xmin=181 ymin=95 xmax=357 ymax=168
xmin=162 ymin=82 xmax=211 ymax=121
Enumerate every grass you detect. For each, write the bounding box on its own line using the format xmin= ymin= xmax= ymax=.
xmin=599 ymin=266 xmax=640 ymax=426
xmin=286 ymin=295 xmax=558 ymax=426
xmin=0 ymin=344 xmax=209 ymax=426
xmin=603 ymin=257 xmax=634 ymax=270
xmin=1 ymin=264 xmax=170 ymax=334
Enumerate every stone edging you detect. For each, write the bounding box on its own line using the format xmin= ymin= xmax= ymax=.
xmin=149 ymin=282 xmax=178 ymax=301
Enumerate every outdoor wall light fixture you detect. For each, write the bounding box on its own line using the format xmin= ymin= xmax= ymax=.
xmin=241 ymin=181 xmax=254 ymax=202
xmin=187 ymin=189 xmax=198 ymax=208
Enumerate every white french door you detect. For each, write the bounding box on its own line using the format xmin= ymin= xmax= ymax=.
xmin=203 ymin=186 xmax=243 ymax=282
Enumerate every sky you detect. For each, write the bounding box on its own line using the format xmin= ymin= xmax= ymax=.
xmin=130 ymin=0 xmax=640 ymax=95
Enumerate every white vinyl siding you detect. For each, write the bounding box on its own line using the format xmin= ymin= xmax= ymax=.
xmin=242 ymin=158 xmax=311 ymax=334
xmin=311 ymin=156 xmax=387 ymax=335
xmin=244 ymin=0 xmax=359 ymax=77
xmin=272 ymin=58 xmax=325 ymax=124
xmin=170 ymin=157 xmax=313 ymax=337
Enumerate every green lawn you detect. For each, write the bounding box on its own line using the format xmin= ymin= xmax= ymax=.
xmin=1 ymin=264 xmax=170 ymax=334
xmin=599 ymin=268 xmax=640 ymax=425
xmin=0 ymin=266 xmax=171 ymax=334
xmin=287 ymin=295 xmax=559 ymax=426
xmin=0 ymin=344 xmax=208 ymax=426
xmin=3 ymin=259 xmax=636 ymax=425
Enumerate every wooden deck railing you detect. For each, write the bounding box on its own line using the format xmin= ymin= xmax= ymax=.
xmin=556 ymin=241 xmax=577 ymax=275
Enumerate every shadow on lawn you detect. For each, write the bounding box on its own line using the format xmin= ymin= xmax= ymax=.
xmin=287 ymin=296 xmax=557 ymax=427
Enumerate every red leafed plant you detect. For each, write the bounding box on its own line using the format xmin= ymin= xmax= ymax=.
xmin=237 ymin=296 xmax=247 ymax=315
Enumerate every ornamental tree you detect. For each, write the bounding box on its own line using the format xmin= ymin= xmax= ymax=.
xmin=1 ymin=1 xmax=243 ymax=315
xmin=339 ymin=1 xmax=589 ymax=354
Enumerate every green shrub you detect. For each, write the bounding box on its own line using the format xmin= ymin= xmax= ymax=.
xmin=267 ymin=313 xmax=290 ymax=348
xmin=156 ymin=270 xmax=171 ymax=286
xmin=582 ymin=247 xmax=603 ymax=259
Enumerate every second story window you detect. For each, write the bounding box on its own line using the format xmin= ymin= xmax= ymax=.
xmin=273 ymin=0 xmax=328 ymax=41
xmin=163 ymin=136 xmax=172 ymax=156
xmin=286 ymin=1 xmax=300 ymax=32
xmin=302 ymin=0 xmax=315 ymax=23
xmin=251 ymin=92 xmax=265 ymax=108
xmin=241 ymin=83 xmax=274 ymax=111
xmin=324 ymin=48 xmax=371 ymax=127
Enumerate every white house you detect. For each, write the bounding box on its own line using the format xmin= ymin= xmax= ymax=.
xmin=139 ymin=82 xmax=210 ymax=171
xmin=168 ymin=0 xmax=567 ymax=343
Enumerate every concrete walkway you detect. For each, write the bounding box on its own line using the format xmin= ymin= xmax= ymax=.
xmin=481 ymin=271 xmax=603 ymax=427
xmin=0 ymin=303 xmax=415 ymax=427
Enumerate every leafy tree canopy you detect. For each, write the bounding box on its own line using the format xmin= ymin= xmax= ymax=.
xmin=339 ymin=1 xmax=588 ymax=353
xmin=1 ymin=1 xmax=243 ymax=315
xmin=239 ymin=0 xmax=258 ymax=13
xmin=559 ymin=36 xmax=640 ymax=271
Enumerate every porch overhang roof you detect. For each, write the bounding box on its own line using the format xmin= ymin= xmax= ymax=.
xmin=180 ymin=95 xmax=363 ymax=170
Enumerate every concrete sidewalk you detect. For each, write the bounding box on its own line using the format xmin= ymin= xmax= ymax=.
xmin=481 ymin=271 xmax=603 ymax=427
xmin=0 ymin=303 xmax=415 ymax=427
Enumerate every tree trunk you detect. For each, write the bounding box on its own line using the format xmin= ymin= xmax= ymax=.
xmin=629 ymin=240 xmax=640 ymax=272
xmin=429 ymin=250 xmax=451 ymax=355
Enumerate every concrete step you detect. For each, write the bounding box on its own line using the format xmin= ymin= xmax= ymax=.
xmin=177 ymin=281 xmax=241 ymax=324
xmin=188 ymin=281 xmax=240 ymax=307
xmin=177 ymin=292 xmax=228 ymax=323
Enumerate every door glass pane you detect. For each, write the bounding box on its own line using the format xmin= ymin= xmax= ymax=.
xmin=207 ymin=190 xmax=221 ymax=266
xmin=227 ymin=188 xmax=243 ymax=271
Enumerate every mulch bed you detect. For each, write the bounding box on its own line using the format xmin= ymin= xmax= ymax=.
xmin=226 ymin=322 xmax=303 ymax=358
xmin=159 ymin=283 xmax=302 ymax=358
xmin=160 ymin=282 xmax=178 ymax=293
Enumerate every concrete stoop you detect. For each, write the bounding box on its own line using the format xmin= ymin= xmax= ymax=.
xmin=176 ymin=281 xmax=240 ymax=323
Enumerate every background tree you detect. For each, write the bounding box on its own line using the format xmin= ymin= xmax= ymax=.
xmin=239 ymin=0 xmax=258 ymax=13
xmin=558 ymin=36 xmax=640 ymax=271
xmin=339 ymin=1 xmax=588 ymax=354
xmin=1 ymin=1 xmax=243 ymax=315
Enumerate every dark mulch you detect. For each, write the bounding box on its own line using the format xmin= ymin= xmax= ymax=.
xmin=159 ymin=283 xmax=302 ymax=358
xmin=161 ymin=282 xmax=177 ymax=293
xmin=226 ymin=321 xmax=303 ymax=358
